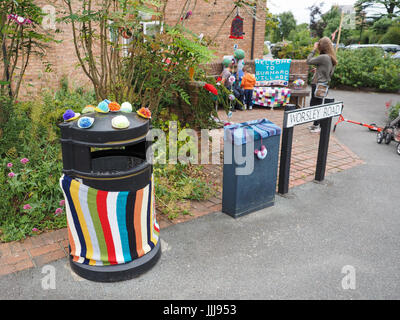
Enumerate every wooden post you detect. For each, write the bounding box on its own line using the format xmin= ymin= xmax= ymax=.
xmin=336 ymin=11 xmax=344 ymax=53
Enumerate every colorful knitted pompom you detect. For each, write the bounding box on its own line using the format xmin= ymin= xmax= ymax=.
xmin=77 ymin=117 xmax=94 ymax=129
xmin=108 ymin=102 xmax=121 ymax=112
xmin=137 ymin=107 xmax=151 ymax=119
xmin=82 ymin=105 xmax=96 ymax=114
xmin=120 ymin=102 xmax=133 ymax=113
xmin=63 ymin=109 xmax=80 ymax=122
xmin=112 ymin=115 xmax=130 ymax=129
xmin=95 ymin=101 xmax=109 ymax=113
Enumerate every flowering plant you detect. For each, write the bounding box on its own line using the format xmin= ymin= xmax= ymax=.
xmin=1 ymin=156 xmax=66 ymax=241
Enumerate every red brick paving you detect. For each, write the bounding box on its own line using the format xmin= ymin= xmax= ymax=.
xmin=0 ymin=107 xmax=363 ymax=277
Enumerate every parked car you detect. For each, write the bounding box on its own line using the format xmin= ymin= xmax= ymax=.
xmin=380 ymin=44 xmax=400 ymax=53
xmin=391 ymin=51 xmax=400 ymax=59
xmin=345 ymin=44 xmax=400 ymax=53
xmin=333 ymin=43 xmax=345 ymax=49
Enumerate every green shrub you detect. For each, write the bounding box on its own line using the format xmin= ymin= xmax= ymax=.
xmin=369 ymin=33 xmax=382 ymax=44
xmin=154 ymin=163 xmax=216 ymax=219
xmin=379 ymin=26 xmax=400 ymax=45
xmin=372 ymin=17 xmax=393 ymax=35
xmin=388 ymin=102 xmax=400 ymax=121
xmin=331 ymin=48 xmax=400 ymax=92
xmin=0 ymin=82 xmax=96 ymax=242
xmin=271 ymin=41 xmax=314 ymax=59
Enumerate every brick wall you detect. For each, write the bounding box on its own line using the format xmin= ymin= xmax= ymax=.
xmin=3 ymin=0 xmax=265 ymax=98
xmin=11 ymin=0 xmax=92 ymax=98
xmin=164 ymin=0 xmax=266 ymax=60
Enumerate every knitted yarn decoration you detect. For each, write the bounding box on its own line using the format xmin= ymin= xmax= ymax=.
xmin=77 ymin=117 xmax=94 ymax=129
xmin=222 ymin=58 xmax=232 ymax=67
xmin=63 ymin=109 xmax=80 ymax=122
xmin=234 ymin=49 xmax=245 ymax=60
xmin=229 ymin=15 xmax=244 ymax=39
xmin=8 ymin=14 xmax=32 ymax=25
xmin=203 ymin=83 xmax=218 ymax=96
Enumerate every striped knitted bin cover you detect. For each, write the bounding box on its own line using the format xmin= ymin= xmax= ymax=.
xmin=59 ymin=174 xmax=159 ymax=266
xmin=224 ymin=118 xmax=281 ymax=145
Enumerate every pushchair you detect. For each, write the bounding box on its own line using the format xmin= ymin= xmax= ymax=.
xmin=376 ymin=109 xmax=400 ymax=155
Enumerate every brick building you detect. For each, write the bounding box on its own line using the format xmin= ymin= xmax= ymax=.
xmin=9 ymin=0 xmax=266 ymax=97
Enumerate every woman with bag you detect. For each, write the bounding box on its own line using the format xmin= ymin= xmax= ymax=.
xmin=307 ymin=36 xmax=338 ymax=133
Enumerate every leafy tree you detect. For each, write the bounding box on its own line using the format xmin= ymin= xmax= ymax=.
xmin=309 ymin=2 xmax=326 ymax=38
xmin=379 ymin=24 xmax=400 ymax=43
xmin=61 ymin=0 xmax=215 ymax=107
xmin=0 ymin=0 xmax=54 ymax=127
xmin=0 ymin=0 xmax=53 ymax=100
xmin=322 ymin=6 xmax=352 ymax=43
xmin=355 ymin=0 xmax=400 ymax=18
xmin=277 ymin=11 xmax=296 ymax=40
xmin=322 ymin=6 xmax=341 ymax=38
xmin=264 ymin=9 xmax=279 ymax=40
xmin=372 ymin=16 xmax=394 ymax=33
xmin=355 ymin=2 xmax=370 ymax=42
xmin=288 ymin=23 xmax=315 ymax=46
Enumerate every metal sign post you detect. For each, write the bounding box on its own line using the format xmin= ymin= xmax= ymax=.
xmin=278 ymin=101 xmax=344 ymax=194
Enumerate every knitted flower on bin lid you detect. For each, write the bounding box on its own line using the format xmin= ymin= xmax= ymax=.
xmin=77 ymin=117 xmax=94 ymax=129
xmin=82 ymin=105 xmax=95 ymax=114
xmin=112 ymin=115 xmax=130 ymax=129
xmin=108 ymin=102 xmax=121 ymax=112
xmin=95 ymin=101 xmax=109 ymax=113
xmin=120 ymin=102 xmax=133 ymax=113
xmin=63 ymin=109 xmax=80 ymax=122
xmin=137 ymin=107 xmax=151 ymax=119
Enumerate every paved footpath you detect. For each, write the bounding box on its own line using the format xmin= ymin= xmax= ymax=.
xmin=0 ymin=89 xmax=399 ymax=299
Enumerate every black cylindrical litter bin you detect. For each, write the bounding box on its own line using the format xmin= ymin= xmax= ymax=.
xmin=58 ymin=111 xmax=160 ymax=282
xmin=222 ymin=118 xmax=281 ymax=218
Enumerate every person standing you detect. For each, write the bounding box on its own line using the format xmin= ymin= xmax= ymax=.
xmin=231 ymin=65 xmax=245 ymax=111
xmin=240 ymin=65 xmax=256 ymax=110
xmin=220 ymin=58 xmax=234 ymax=89
xmin=307 ymin=36 xmax=337 ymax=133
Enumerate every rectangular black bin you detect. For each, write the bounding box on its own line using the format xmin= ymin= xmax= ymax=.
xmin=222 ymin=118 xmax=281 ymax=218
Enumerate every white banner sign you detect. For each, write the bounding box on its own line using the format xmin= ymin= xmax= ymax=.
xmin=284 ymin=102 xmax=343 ymax=128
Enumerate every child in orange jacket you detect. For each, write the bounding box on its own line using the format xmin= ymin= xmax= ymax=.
xmin=240 ymin=65 xmax=256 ymax=110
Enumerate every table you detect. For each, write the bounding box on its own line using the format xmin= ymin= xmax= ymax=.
xmin=252 ymin=87 xmax=291 ymax=110
xmin=289 ymin=88 xmax=310 ymax=108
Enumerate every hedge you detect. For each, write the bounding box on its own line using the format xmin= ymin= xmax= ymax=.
xmin=331 ymin=48 xmax=400 ymax=92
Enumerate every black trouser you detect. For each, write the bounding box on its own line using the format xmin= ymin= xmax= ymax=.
xmin=310 ymin=84 xmax=334 ymax=126
xmin=233 ymin=86 xmax=244 ymax=109
xmin=244 ymin=89 xmax=253 ymax=108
